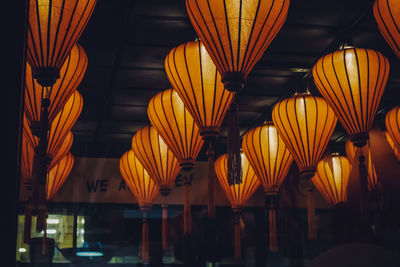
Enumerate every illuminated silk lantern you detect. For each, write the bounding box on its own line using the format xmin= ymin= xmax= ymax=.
xmin=215 ymin=153 xmax=260 ymax=261
xmin=386 ymin=106 xmax=400 ymax=160
xmin=272 ymin=91 xmax=337 ymax=239
xmin=186 ymin=0 xmax=290 ymax=92
xmin=313 ymin=47 xmax=389 ymax=222
xmin=345 ymin=140 xmax=381 ymax=193
xmin=25 ymin=44 xmax=87 ymax=129
xmin=374 ymin=0 xmax=400 ymax=59
xmin=165 ymin=40 xmax=233 ymax=217
xmin=132 ymin=126 xmax=181 ymax=250
xmin=385 ymin=131 xmax=400 ymax=162
xmin=46 ymin=153 xmax=74 ymax=200
xmin=242 ymin=122 xmax=293 ymax=251
xmin=312 ymin=154 xmax=350 ymax=207
xmin=25 ymin=91 xmax=83 ymax=162
xmin=48 ymin=131 xmax=73 ymax=170
xmin=119 ymin=150 xmax=159 ymax=263
xmin=186 ymin=0 xmax=290 ymax=179
xmin=148 ymin=89 xmax=203 ymax=234
xmin=27 ymin=0 xmax=96 ymax=86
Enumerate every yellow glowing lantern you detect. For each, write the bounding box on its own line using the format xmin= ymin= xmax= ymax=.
xmin=215 ymin=152 xmax=260 ymax=261
xmin=119 ymin=150 xmax=159 ymax=263
xmin=374 ymin=0 xmax=400 ymax=58
xmin=272 ymin=91 xmax=337 ymax=239
xmin=27 ymin=0 xmax=96 ymax=86
xmin=46 ymin=153 xmax=74 ymax=200
xmin=312 ymin=154 xmax=350 ymax=207
xmin=242 ymin=122 xmax=293 ymax=251
xmin=385 ymin=131 xmax=400 ymax=161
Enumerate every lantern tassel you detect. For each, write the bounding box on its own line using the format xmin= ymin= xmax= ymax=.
xmin=142 ymin=211 xmax=149 ymax=263
xmin=267 ymin=194 xmax=279 ymax=251
xmin=23 ymin=203 xmax=32 ymax=244
xmin=233 ymin=210 xmax=241 ymax=261
xmin=162 ymin=203 xmax=168 ymax=251
xmin=184 ymin=176 xmax=192 ymax=234
xmin=227 ymin=94 xmax=242 ymax=185
xmin=358 ymin=153 xmax=370 ymax=224
xmin=41 ymin=212 xmax=48 ymax=256
xmin=307 ymin=186 xmax=317 ymax=240
xmin=207 ymin=141 xmax=216 ymax=219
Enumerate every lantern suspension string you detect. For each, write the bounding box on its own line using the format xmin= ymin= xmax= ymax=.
xmin=141 ymin=209 xmax=149 ymax=263
xmin=227 ymin=93 xmax=242 ymax=185
xmin=162 ymin=197 xmax=168 ymax=251
xmin=233 ymin=208 xmax=242 ymax=261
xmin=207 ymin=140 xmax=216 ymax=219
xmin=357 ymin=148 xmax=370 ymax=224
xmin=266 ymin=194 xmax=279 ymax=252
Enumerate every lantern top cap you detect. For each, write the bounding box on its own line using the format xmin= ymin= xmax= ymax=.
xmin=331 ymin=152 xmax=340 ymax=156
xmin=263 ymin=121 xmax=273 ymax=126
xmin=293 ymin=90 xmax=311 ymax=97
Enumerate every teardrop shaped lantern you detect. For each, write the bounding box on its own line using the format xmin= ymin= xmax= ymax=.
xmin=385 ymin=131 xmax=400 ymax=162
xmin=313 ymin=47 xmax=389 ymax=148
xmin=272 ymin=91 xmax=337 ymax=239
xmin=242 ymin=122 xmax=293 ymax=251
xmin=186 ymin=0 xmax=290 ymax=92
xmin=215 ymin=152 xmax=260 ymax=261
xmin=46 ymin=153 xmax=74 ymax=200
xmin=21 ymin=130 xmax=35 ymax=191
xmin=385 ymin=106 xmax=400 ymax=158
xmin=165 ymin=40 xmax=233 ymax=139
xmin=119 ymin=150 xmax=159 ymax=263
xmin=131 ymin=126 xmax=181 ymax=250
xmin=148 ymin=89 xmax=204 ymax=171
xmin=48 ymin=131 xmax=73 ymax=170
xmin=345 ymin=140 xmax=381 ymax=192
xmin=148 ymin=88 xmax=204 ymax=235
xmin=27 ymin=0 xmax=96 ymax=86
xmin=25 ymin=91 xmax=83 ymax=160
xmin=165 ymin=40 xmax=233 ymax=218
xmin=374 ymin=0 xmax=400 ymax=58
xmin=25 ymin=44 xmax=87 ymax=128
xmin=312 ymin=154 xmax=350 ymax=207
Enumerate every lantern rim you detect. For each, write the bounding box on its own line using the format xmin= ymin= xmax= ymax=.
xmin=179 ymin=159 xmax=195 ymax=171
xmin=200 ymin=127 xmax=220 ymax=141
xmin=32 ymin=67 xmax=60 ymax=87
xmin=159 ymin=187 xmax=172 ymax=197
xmin=299 ymin=167 xmax=316 ymax=179
xmin=221 ymin=72 xmax=246 ymax=92
xmin=349 ymin=132 xmax=369 ymax=148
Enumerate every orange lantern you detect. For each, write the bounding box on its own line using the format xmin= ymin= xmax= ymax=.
xmin=312 ymin=154 xmax=350 ymax=207
xmin=46 ymin=153 xmax=74 ymax=200
xmin=186 ymin=0 xmax=290 ymax=92
xmin=25 ymin=91 xmax=83 ymax=161
xmin=27 ymin=0 xmax=96 ymax=86
xmin=48 ymin=131 xmax=73 ymax=170
xmin=148 ymin=88 xmax=204 ymax=234
xmin=313 ymin=47 xmax=389 ymax=148
xmin=21 ymin=130 xmax=35 ymax=192
xmin=242 ymin=122 xmax=293 ymax=251
xmin=215 ymin=152 xmax=260 ymax=261
xmin=165 ymin=40 xmax=233 ymax=217
xmin=313 ymin=47 xmax=389 ymax=223
xmin=385 ymin=106 xmax=400 ymax=159
xmin=345 ymin=140 xmax=381 ymax=193
xmin=148 ymin=89 xmax=204 ymax=171
xmin=374 ymin=0 xmax=400 ymax=59
xmin=385 ymin=131 xmax=400 ymax=162
xmin=131 ymin=126 xmax=181 ymax=250
xmin=25 ymin=44 xmax=87 ymax=128
xmin=119 ymin=150 xmax=159 ymax=263
xmin=272 ymin=91 xmax=337 ymax=239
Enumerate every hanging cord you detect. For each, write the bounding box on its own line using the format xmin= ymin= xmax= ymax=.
xmin=307 ymin=182 xmax=317 ymax=240
xmin=162 ymin=199 xmax=168 ymax=251
xmin=227 ymin=94 xmax=242 ymax=185
xmin=358 ymin=148 xmax=370 ymax=225
xmin=41 ymin=212 xmax=48 ymax=256
xmin=141 ymin=209 xmax=149 ymax=263
xmin=207 ymin=141 xmax=216 ymax=219
xmin=184 ymin=175 xmax=193 ymax=235
xmin=233 ymin=209 xmax=242 ymax=261
xmin=23 ymin=203 xmax=32 ymax=244
xmin=266 ymin=194 xmax=279 ymax=251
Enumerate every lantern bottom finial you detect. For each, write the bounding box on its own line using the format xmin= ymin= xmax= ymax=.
xmin=32 ymin=67 xmax=60 ymax=87
xmin=350 ymin=133 xmax=369 ymax=148
xmin=299 ymin=167 xmax=316 ymax=179
xmin=221 ymin=72 xmax=246 ymax=92
xmin=159 ymin=187 xmax=171 ymax=197
xmin=200 ymin=128 xmax=219 ymax=143
xmin=180 ymin=159 xmax=195 ymax=171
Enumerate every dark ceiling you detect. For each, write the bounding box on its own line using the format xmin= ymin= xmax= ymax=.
xmin=70 ymin=0 xmax=400 ymax=159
